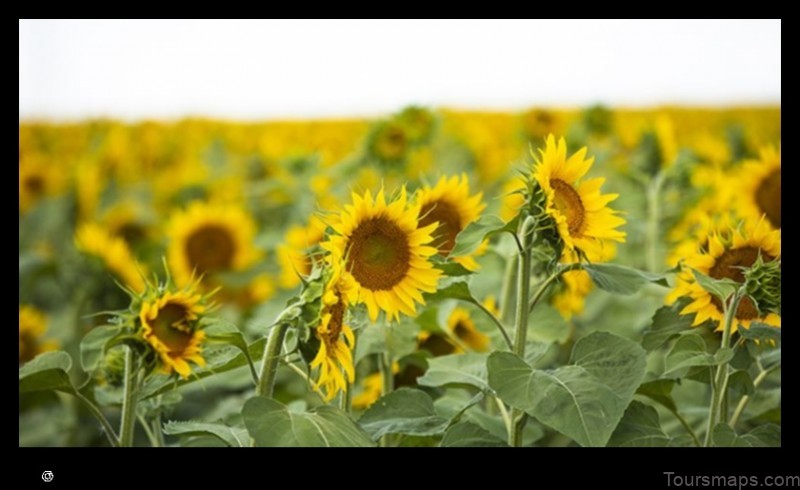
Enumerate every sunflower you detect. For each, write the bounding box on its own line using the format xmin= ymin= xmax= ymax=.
xmin=322 ymin=188 xmax=442 ymax=322
xmin=416 ymin=174 xmax=486 ymax=270
xmin=19 ymin=306 xmax=58 ymax=364
xmin=167 ymin=202 xmax=259 ymax=288
xmin=418 ymin=305 xmax=490 ymax=355
xmin=670 ymin=219 xmax=781 ymax=333
xmin=533 ymin=135 xmax=626 ymax=260
xmin=352 ymin=372 xmax=383 ymax=410
xmin=139 ymin=288 xmax=208 ymax=379
xmin=735 ymin=145 xmax=781 ymax=230
xmin=310 ymin=268 xmax=358 ymax=401
xmin=101 ymin=201 xmax=152 ymax=247
xmin=19 ymin=153 xmax=65 ymax=213
xmin=75 ymin=223 xmax=146 ymax=293
xmin=277 ymin=216 xmax=325 ymax=290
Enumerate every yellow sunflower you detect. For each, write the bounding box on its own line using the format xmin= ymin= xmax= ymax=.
xmin=19 ymin=153 xmax=66 ymax=213
xmin=418 ymin=305 xmax=490 ymax=355
xmin=551 ymin=247 xmax=615 ymax=320
xmin=670 ymin=219 xmax=781 ymax=333
xmin=101 ymin=201 xmax=152 ymax=246
xmin=75 ymin=223 xmax=146 ymax=293
xmin=310 ymin=268 xmax=358 ymax=401
xmin=735 ymin=144 xmax=781 ymax=230
xmin=277 ymin=216 xmax=325 ymax=290
xmin=322 ymin=188 xmax=442 ymax=322
xmin=139 ymin=288 xmax=207 ymax=379
xmin=352 ymin=372 xmax=384 ymax=410
xmin=19 ymin=305 xmax=58 ymax=364
xmin=167 ymin=202 xmax=259 ymax=288
xmin=416 ymin=174 xmax=486 ymax=270
xmin=533 ymin=135 xmax=626 ymax=260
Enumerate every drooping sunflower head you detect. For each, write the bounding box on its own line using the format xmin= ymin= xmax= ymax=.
xmin=532 ymin=135 xmax=626 ymax=260
xmin=322 ymin=188 xmax=442 ymax=322
xmin=75 ymin=222 xmax=146 ymax=293
xmin=310 ymin=268 xmax=357 ymax=401
xmin=673 ymin=219 xmax=781 ymax=333
xmin=417 ymin=174 xmax=486 ymax=267
xmin=167 ymin=201 xmax=259 ymax=287
xmin=736 ymin=144 xmax=781 ymax=230
xmin=139 ymin=286 xmax=209 ymax=379
xmin=19 ymin=305 xmax=58 ymax=364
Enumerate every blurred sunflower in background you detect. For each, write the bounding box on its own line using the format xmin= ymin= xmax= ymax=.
xmin=167 ymin=202 xmax=259 ymax=288
xmin=277 ymin=216 xmax=325 ymax=290
xmin=19 ymin=306 xmax=58 ymax=364
xmin=735 ymin=145 xmax=781 ymax=230
xmin=323 ymin=188 xmax=441 ymax=321
xmin=75 ymin=222 xmax=146 ymax=292
xmin=19 ymin=153 xmax=66 ymax=213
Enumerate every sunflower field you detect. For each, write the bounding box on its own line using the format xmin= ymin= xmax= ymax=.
xmin=19 ymin=105 xmax=781 ymax=448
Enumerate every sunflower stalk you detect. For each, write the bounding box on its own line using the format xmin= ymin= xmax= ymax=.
xmin=256 ymin=321 xmax=291 ymax=397
xmin=379 ymin=324 xmax=394 ymax=447
xmin=703 ymin=287 xmax=744 ymax=447
xmin=645 ymin=171 xmax=665 ymax=273
xmin=119 ymin=345 xmax=142 ymax=447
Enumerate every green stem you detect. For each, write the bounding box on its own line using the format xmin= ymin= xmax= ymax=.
xmin=499 ymin=254 xmax=518 ymax=324
xmin=73 ymin=391 xmax=119 ymax=447
xmin=256 ymin=322 xmax=290 ymax=397
xmin=729 ymin=362 xmax=780 ymax=429
xmin=138 ymin=414 xmax=159 ymax=447
xmin=703 ymin=291 xmax=742 ymax=447
xmin=645 ymin=172 xmax=665 ymax=273
xmin=493 ymin=396 xmax=513 ymax=438
xmin=379 ymin=326 xmax=394 ymax=447
xmin=280 ymin=359 xmax=326 ymax=404
xmin=509 ymin=218 xmax=535 ymax=447
xmin=528 ymin=264 xmax=582 ymax=314
xmin=667 ymin=407 xmax=701 ymax=447
xmin=119 ymin=346 xmax=140 ymax=447
xmin=474 ymin=301 xmax=513 ymax=350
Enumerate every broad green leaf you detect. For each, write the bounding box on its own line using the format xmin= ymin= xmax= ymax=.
xmin=636 ymin=379 xmax=677 ymax=412
xmin=162 ymin=420 xmax=249 ymax=447
xmin=423 ymin=280 xmax=477 ymax=304
xmin=140 ymin=338 xmax=266 ymax=399
xmin=358 ymin=388 xmax=449 ymax=441
xmin=583 ymin=263 xmax=670 ymax=295
xmin=488 ymin=331 xmax=646 ymax=447
xmin=737 ymin=322 xmax=781 ymax=344
xmin=713 ymin=423 xmax=781 ymax=447
xmin=203 ymin=320 xmax=257 ymax=380
xmin=451 ymin=214 xmax=515 ymax=257
xmin=608 ymin=401 xmax=670 ymax=447
xmin=19 ymin=351 xmax=75 ymax=394
xmin=440 ymin=422 xmax=508 ymax=447
xmin=727 ymin=370 xmax=754 ymax=398
xmin=641 ymin=300 xmax=693 ymax=351
xmin=417 ymin=353 xmax=490 ymax=392
xmin=664 ymin=333 xmax=716 ymax=376
xmin=432 ymin=258 xmax=474 ymax=277
xmin=243 ymin=397 xmax=373 ymax=447
xmin=79 ymin=325 xmax=120 ymax=372
xmin=693 ymin=269 xmax=738 ymax=303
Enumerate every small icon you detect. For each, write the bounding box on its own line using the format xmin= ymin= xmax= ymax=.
xmin=41 ymin=471 xmax=54 ymax=483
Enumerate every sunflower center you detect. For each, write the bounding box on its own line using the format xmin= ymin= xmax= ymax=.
xmin=419 ymin=200 xmax=462 ymax=256
xmin=322 ymin=296 xmax=345 ymax=348
xmin=151 ymin=303 xmax=193 ymax=354
xmin=453 ymin=321 xmax=471 ymax=341
xmin=185 ymin=225 xmax=235 ymax=275
xmin=346 ymin=217 xmax=410 ymax=290
xmin=116 ymin=223 xmax=146 ymax=245
xmin=377 ymin=127 xmax=407 ymax=160
xmin=755 ymin=169 xmax=781 ymax=228
xmin=418 ymin=334 xmax=456 ymax=357
xmin=25 ymin=175 xmax=45 ymax=196
xmin=550 ymin=179 xmax=585 ymax=235
xmin=708 ymin=246 xmax=774 ymax=319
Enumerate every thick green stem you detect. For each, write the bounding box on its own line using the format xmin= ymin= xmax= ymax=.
xmin=74 ymin=391 xmax=119 ymax=447
xmin=499 ymin=254 xmax=518 ymax=324
xmin=645 ymin=172 xmax=665 ymax=273
xmin=509 ymin=218 xmax=535 ymax=447
xmin=256 ymin=322 xmax=290 ymax=397
xmin=703 ymin=291 xmax=742 ymax=447
xmin=119 ymin=346 xmax=139 ymax=447
xmin=378 ymin=348 xmax=394 ymax=447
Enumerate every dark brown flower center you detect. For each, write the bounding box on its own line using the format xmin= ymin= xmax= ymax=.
xmin=708 ymin=246 xmax=774 ymax=320
xmin=376 ymin=126 xmax=407 ymax=160
xmin=115 ymin=223 xmax=146 ymax=245
xmin=755 ymin=168 xmax=781 ymax=228
xmin=185 ymin=225 xmax=235 ymax=275
xmin=151 ymin=303 xmax=193 ymax=354
xmin=19 ymin=332 xmax=36 ymax=364
xmin=24 ymin=175 xmax=45 ymax=196
xmin=322 ymin=295 xmax=345 ymax=349
xmin=418 ymin=334 xmax=456 ymax=357
xmin=551 ymin=179 xmax=585 ymax=235
xmin=346 ymin=217 xmax=410 ymax=290
xmin=419 ymin=200 xmax=462 ymax=256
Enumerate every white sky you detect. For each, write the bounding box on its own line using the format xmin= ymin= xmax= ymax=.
xmin=19 ymin=19 xmax=781 ymax=120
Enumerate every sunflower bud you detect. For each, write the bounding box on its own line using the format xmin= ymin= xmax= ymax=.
xmin=744 ymin=255 xmax=781 ymax=316
xmin=99 ymin=347 xmax=127 ymax=386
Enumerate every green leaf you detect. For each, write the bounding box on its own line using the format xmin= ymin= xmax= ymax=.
xmin=243 ymin=397 xmax=373 ymax=447
xmin=727 ymin=370 xmax=754 ymax=398
xmin=203 ymin=320 xmax=257 ymax=380
xmin=737 ymin=322 xmax=781 ymax=344
xmin=583 ymin=263 xmax=670 ymax=295
xmin=664 ymin=333 xmax=716 ymax=376
xmin=162 ymin=420 xmax=249 ymax=447
xmin=432 ymin=259 xmax=474 ymax=277
xmin=417 ymin=353 xmax=490 ymax=392
xmin=19 ymin=351 xmax=75 ymax=394
xmin=488 ymin=332 xmax=646 ymax=447
xmin=451 ymin=214 xmax=516 ymax=257
xmin=440 ymin=422 xmax=508 ymax=447
xmin=641 ymin=300 xmax=694 ymax=351
xmin=636 ymin=379 xmax=677 ymax=412
xmin=79 ymin=325 xmax=120 ymax=372
xmin=713 ymin=423 xmax=781 ymax=447
xmin=423 ymin=280 xmax=477 ymax=304
xmin=608 ymin=401 xmax=670 ymax=447
xmin=692 ymin=269 xmax=739 ymax=303
xmin=358 ymin=388 xmax=449 ymax=441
